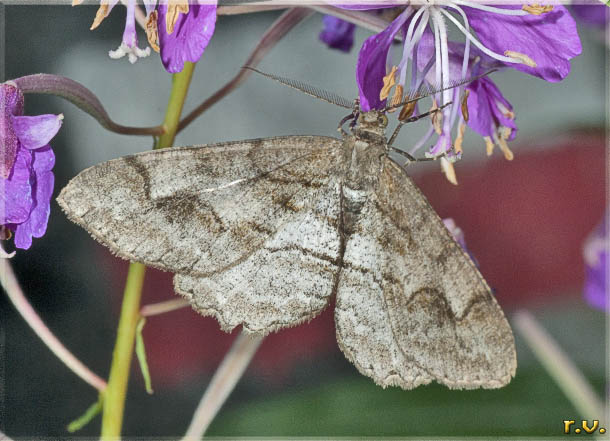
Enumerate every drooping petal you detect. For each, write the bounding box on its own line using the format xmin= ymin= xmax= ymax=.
xmin=11 ymin=114 xmax=63 ymax=151
xmin=13 ymin=146 xmax=55 ymax=249
xmin=319 ymin=15 xmax=355 ymax=52
xmin=464 ymin=5 xmax=582 ymax=82
xmin=465 ymin=76 xmax=517 ymax=140
xmin=356 ymin=10 xmax=409 ymax=111
xmin=1 ymin=147 xmax=34 ymax=225
xmin=570 ymin=5 xmax=608 ymax=28
xmin=158 ymin=1 xmax=217 ymax=73
xmin=583 ymin=214 xmax=608 ymax=312
xmin=1 ymin=83 xmax=24 ymax=178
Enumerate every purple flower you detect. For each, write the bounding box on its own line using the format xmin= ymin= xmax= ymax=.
xmin=319 ymin=15 xmax=356 ymax=52
xmin=341 ymin=2 xmax=581 ymax=177
xmin=157 ymin=1 xmax=217 ymax=73
xmin=1 ymin=82 xmax=62 ymax=251
xmin=84 ymin=0 xmax=217 ymax=73
xmin=583 ymin=213 xmax=609 ymax=312
xmin=464 ymin=70 xmax=517 ymax=160
xmin=570 ymin=5 xmax=607 ymax=29
xmin=464 ymin=5 xmax=582 ymax=83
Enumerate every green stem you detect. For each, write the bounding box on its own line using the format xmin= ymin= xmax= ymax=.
xmin=100 ymin=62 xmax=196 ymax=439
xmin=156 ymin=62 xmax=196 ymax=149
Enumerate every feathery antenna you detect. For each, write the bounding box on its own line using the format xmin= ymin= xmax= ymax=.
xmin=243 ymin=66 xmax=354 ymax=110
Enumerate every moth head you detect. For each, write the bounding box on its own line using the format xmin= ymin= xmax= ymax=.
xmin=358 ymin=110 xmax=388 ymax=136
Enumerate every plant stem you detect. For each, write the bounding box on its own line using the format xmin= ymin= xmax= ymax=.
xmin=1 ymin=259 xmax=106 ymax=391
xmin=156 ymin=62 xmax=196 ymax=149
xmin=513 ymin=310 xmax=605 ymax=419
xmin=100 ymin=62 xmax=196 ymax=439
xmin=140 ymin=298 xmax=189 ymax=317
xmin=183 ymin=332 xmax=264 ymax=440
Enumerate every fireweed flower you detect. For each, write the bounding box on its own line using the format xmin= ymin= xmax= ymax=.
xmin=0 ymin=82 xmax=62 ymax=253
xmin=416 ymin=35 xmax=518 ymax=161
xmin=79 ymin=0 xmax=217 ymax=73
xmin=349 ymin=2 xmax=581 ymax=178
xmin=583 ymin=213 xmax=609 ymax=312
xmin=319 ymin=15 xmax=356 ymax=52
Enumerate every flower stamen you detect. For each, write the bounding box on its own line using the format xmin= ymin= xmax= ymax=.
xmin=504 ymin=50 xmax=537 ymax=67
xmin=495 ymin=131 xmax=515 ymax=160
xmin=441 ymin=157 xmax=458 ymax=185
xmin=388 ymin=84 xmax=404 ymax=114
xmin=146 ymin=10 xmax=160 ymax=52
xmin=522 ymin=4 xmax=554 ymax=15
xmin=399 ymin=97 xmax=417 ymax=120
xmin=90 ymin=0 xmax=113 ymax=30
xmin=431 ymin=100 xmax=443 ymax=135
xmin=166 ymin=0 xmax=190 ymax=34
xmin=461 ymin=89 xmax=470 ymax=122
xmin=454 ymin=121 xmax=466 ymax=154
xmin=484 ymin=136 xmax=495 ymax=156
xmin=380 ymin=65 xmax=398 ymax=101
xmin=439 ymin=9 xmax=535 ymax=67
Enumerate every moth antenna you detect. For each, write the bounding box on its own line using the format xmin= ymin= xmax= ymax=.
xmin=243 ymin=66 xmax=353 ymax=110
xmin=384 ymin=69 xmax=498 ymax=112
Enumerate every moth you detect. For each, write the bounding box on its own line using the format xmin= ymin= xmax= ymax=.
xmin=57 ymin=69 xmax=516 ymax=390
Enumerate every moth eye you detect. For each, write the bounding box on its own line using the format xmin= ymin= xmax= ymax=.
xmin=378 ymin=114 xmax=388 ymax=127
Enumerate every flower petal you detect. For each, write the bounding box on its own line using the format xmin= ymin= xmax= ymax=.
xmin=158 ymin=1 xmax=217 ymax=73
xmin=464 ymin=5 xmax=582 ymax=82
xmin=1 ymin=146 xmax=34 ymax=225
xmin=11 ymin=114 xmax=63 ymax=151
xmin=570 ymin=5 xmax=607 ymax=28
xmin=319 ymin=15 xmax=355 ymax=52
xmin=13 ymin=147 xmax=55 ymax=250
xmin=465 ymin=76 xmax=517 ymax=139
xmin=356 ymin=10 xmax=409 ymax=111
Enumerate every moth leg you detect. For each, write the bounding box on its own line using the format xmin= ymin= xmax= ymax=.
xmin=349 ymin=111 xmax=360 ymax=132
xmin=388 ymin=147 xmax=433 ymax=164
xmin=389 ymin=146 xmax=461 ymax=165
xmin=337 ymin=112 xmax=355 ymax=136
xmin=387 ymin=102 xmax=452 ymax=146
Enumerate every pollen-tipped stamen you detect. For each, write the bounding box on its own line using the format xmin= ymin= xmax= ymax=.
xmin=439 ymin=9 xmax=536 ymax=67
xmin=166 ymin=0 xmax=190 ymax=34
xmin=388 ymin=84 xmax=405 ymax=114
xmin=380 ymin=66 xmax=398 ymax=101
xmin=441 ymin=156 xmax=458 ymax=185
xmin=522 ymin=4 xmax=554 ymax=15
xmin=90 ymin=0 xmax=113 ymax=30
xmin=146 ymin=11 xmax=160 ymax=52
xmin=454 ymin=121 xmax=466 ymax=154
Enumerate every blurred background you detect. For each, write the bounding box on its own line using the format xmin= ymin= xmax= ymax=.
xmin=0 ymin=3 xmax=607 ymax=438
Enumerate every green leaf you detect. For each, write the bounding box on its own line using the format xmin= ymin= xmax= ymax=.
xmin=67 ymin=395 xmax=103 ymax=433
xmin=135 ymin=317 xmax=154 ymax=394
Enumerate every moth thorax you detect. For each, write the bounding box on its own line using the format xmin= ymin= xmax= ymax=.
xmin=357 ymin=110 xmax=388 ymax=137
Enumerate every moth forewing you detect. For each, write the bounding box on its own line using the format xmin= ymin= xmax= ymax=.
xmin=58 ymin=95 xmax=516 ymax=391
